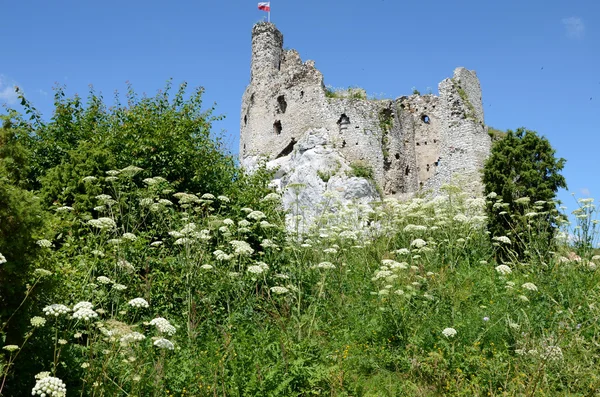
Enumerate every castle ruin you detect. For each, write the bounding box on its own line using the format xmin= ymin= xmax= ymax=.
xmin=240 ymin=23 xmax=491 ymax=222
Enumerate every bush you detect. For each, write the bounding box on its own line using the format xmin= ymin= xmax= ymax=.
xmin=482 ymin=127 xmax=567 ymax=260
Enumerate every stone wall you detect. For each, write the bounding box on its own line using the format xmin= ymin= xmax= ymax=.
xmin=240 ymin=22 xmax=491 ymax=219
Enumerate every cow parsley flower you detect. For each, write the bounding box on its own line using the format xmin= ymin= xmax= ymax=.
xmin=128 ymin=298 xmax=149 ymax=308
xmin=36 ymin=239 xmax=52 ymax=248
xmin=270 ymin=286 xmax=289 ymax=295
xmin=43 ymin=304 xmax=71 ymax=317
xmin=410 ymin=239 xmax=427 ymax=248
xmin=87 ymin=217 xmax=117 ymax=230
xmin=113 ymin=283 xmax=127 ymax=291
xmin=200 ymin=264 xmax=213 ymax=270
xmin=495 ymin=265 xmax=512 ymax=275
xmin=315 ymin=261 xmax=336 ymax=269
xmin=3 ymin=345 xmax=19 ymax=352
xmin=247 ymin=265 xmax=265 ymax=275
xmin=31 ymin=375 xmax=67 ymax=396
xmin=122 ymin=233 xmax=137 ymax=241
xmin=522 ymin=282 xmax=538 ymax=292
xmin=0 ymin=252 xmax=6 ymax=264
xmin=73 ymin=308 xmax=98 ymax=321
xmin=213 ymin=250 xmax=232 ymax=261
xmin=149 ymin=317 xmax=176 ymax=336
xmin=96 ymin=276 xmax=112 ymax=285
xmin=30 ymin=316 xmax=46 ymax=328
xmin=543 ymin=345 xmax=563 ymax=361
xmin=230 ymin=240 xmax=254 ymax=256
xmin=217 ymin=195 xmax=230 ymax=202
xmin=34 ymin=268 xmax=53 ymax=277
xmin=120 ymin=332 xmax=146 ymax=344
xmin=153 ymin=338 xmax=174 ymax=350
xmin=73 ymin=301 xmax=93 ymax=311
xmin=247 ymin=210 xmax=266 ymax=220
xmin=442 ymin=327 xmax=457 ymax=338
xmin=492 ymin=236 xmax=512 ymax=244
xmin=262 ymin=193 xmax=281 ymax=202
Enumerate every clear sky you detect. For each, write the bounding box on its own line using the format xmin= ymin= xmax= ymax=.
xmin=0 ymin=0 xmax=598 ymax=209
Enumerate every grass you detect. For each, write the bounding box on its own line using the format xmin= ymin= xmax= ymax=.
xmin=2 ymin=169 xmax=600 ymax=396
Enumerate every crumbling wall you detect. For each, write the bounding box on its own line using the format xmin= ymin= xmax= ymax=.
xmin=240 ymin=22 xmax=491 ymax=200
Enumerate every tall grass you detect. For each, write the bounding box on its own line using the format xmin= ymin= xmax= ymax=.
xmin=1 ymin=168 xmax=599 ymax=396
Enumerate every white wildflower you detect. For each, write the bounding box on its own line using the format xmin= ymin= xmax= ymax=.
xmin=230 ymin=240 xmax=254 ymax=256
xmin=492 ymin=236 xmax=512 ymax=244
xmin=247 ymin=210 xmax=266 ymax=220
xmin=495 ymin=265 xmax=512 ymax=275
xmin=218 ymin=195 xmax=230 ymax=202
xmin=72 ymin=308 xmax=98 ymax=321
xmin=315 ymin=262 xmax=336 ymax=270
xmin=3 ymin=345 xmax=19 ymax=352
xmin=200 ymin=264 xmax=213 ymax=270
xmin=442 ymin=327 xmax=457 ymax=338
xmin=522 ymin=282 xmax=538 ymax=292
xmin=31 ymin=376 xmax=67 ymax=397
xmin=149 ymin=317 xmax=176 ymax=336
xmin=55 ymin=206 xmax=74 ymax=213
xmin=34 ymin=268 xmax=53 ymax=277
xmin=42 ymin=304 xmax=71 ymax=317
xmin=270 ymin=286 xmax=289 ymax=295
xmin=36 ymin=239 xmax=52 ymax=248
xmin=96 ymin=276 xmax=112 ymax=285
xmin=128 ymin=298 xmax=149 ymax=308
xmin=238 ymin=219 xmax=251 ymax=228
xmin=153 ymin=338 xmax=174 ymax=350
xmin=113 ymin=284 xmax=127 ymax=291
xmin=410 ymin=239 xmax=427 ymax=248
xmin=543 ymin=345 xmax=563 ymax=361
xmin=158 ymin=199 xmax=173 ymax=206
xmin=82 ymin=176 xmax=97 ymax=182
xmin=87 ymin=217 xmax=117 ymax=230
xmin=122 ymin=233 xmax=137 ymax=241
xmin=0 ymin=252 xmax=6 ymax=264
xmin=150 ymin=241 xmax=163 ymax=247
xmin=30 ymin=316 xmax=46 ymax=328
xmin=247 ymin=265 xmax=265 ymax=275
xmin=120 ymin=332 xmax=145 ymax=344
xmin=213 ymin=250 xmax=232 ymax=261
xmin=139 ymin=198 xmax=154 ymax=206
xmin=262 ymin=193 xmax=281 ymax=202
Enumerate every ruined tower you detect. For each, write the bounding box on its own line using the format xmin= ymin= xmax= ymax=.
xmin=240 ymin=23 xmax=491 ymax=219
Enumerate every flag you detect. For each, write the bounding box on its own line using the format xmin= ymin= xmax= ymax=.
xmin=258 ymin=2 xmax=270 ymax=11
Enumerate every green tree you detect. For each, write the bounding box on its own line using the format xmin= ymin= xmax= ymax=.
xmin=0 ymin=120 xmax=47 ymax=342
xmin=482 ymin=127 xmax=567 ymax=259
xmin=8 ymin=81 xmax=238 ymax=208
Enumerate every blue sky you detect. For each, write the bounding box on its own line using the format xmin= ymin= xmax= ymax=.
xmin=0 ymin=0 xmax=598 ymax=210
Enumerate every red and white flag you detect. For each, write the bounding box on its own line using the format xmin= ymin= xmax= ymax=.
xmin=258 ymin=2 xmax=270 ymax=11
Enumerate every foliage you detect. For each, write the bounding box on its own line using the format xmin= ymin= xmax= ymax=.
xmin=349 ymin=160 xmax=374 ymax=180
xmin=482 ymin=128 xmax=567 ymax=260
xmin=0 ymin=124 xmax=48 ymax=345
xmin=324 ymin=86 xmax=367 ymax=100
xmin=3 ymin=178 xmax=600 ymax=396
xmin=487 ymin=126 xmax=506 ymax=142
xmin=8 ymin=81 xmax=237 ymax=208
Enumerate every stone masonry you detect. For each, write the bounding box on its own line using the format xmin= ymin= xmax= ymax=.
xmin=240 ymin=23 xmax=491 ymax=223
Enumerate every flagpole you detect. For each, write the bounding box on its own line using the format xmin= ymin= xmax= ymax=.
xmin=268 ymin=3 xmax=271 ymax=23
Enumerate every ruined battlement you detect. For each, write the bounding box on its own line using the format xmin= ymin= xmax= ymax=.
xmin=240 ymin=22 xmax=491 ymax=214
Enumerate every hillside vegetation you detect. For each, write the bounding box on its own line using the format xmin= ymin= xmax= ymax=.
xmin=1 ymin=85 xmax=598 ymax=396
